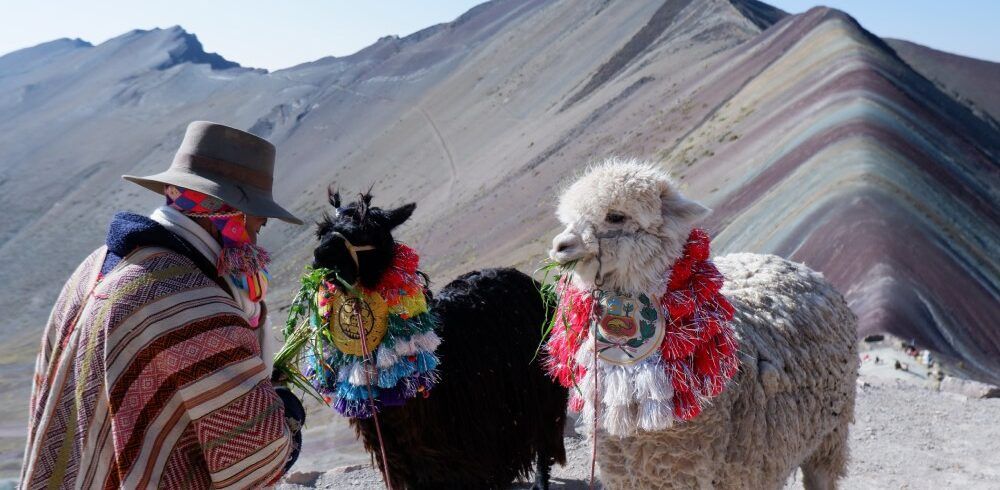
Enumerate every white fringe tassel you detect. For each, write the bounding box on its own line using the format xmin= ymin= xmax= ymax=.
xmin=346 ymin=361 xmax=376 ymax=386
xmin=412 ymin=331 xmax=442 ymax=352
xmin=634 ymin=357 xmax=674 ymax=431
xmin=577 ymin=333 xmax=676 ymax=436
xmin=393 ymin=338 xmax=418 ymax=356
xmin=376 ymin=346 xmax=398 ymax=368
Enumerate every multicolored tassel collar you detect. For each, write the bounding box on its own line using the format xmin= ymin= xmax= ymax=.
xmin=544 ymin=228 xmax=739 ymax=435
xmin=275 ymin=243 xmax=440 ymax=419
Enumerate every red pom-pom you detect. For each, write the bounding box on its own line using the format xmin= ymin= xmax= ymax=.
xmin=716 ymin=333 xmax=740 ymax=379
xmin=544 ymin=281 xmax=594 ymax=388
xmin=663 ymin=288 xmax=697 ymax=318
xmin=673 ymin=387 xmax=701 ymax=421
xmin=667 ymin=360 xmax=698 ymax=394
xmin=693 ymin=340 xmax=727 ymax=396
xmin=661 ymin=319 xmax=700 ymax=359
xmin=668 ymin=256 xmax=695 ymax=290
xmin=378 ymin=269 xmax=413 ymax=294
xmin=686 ymin=229 xmax=711 ymax=261
xmin=693 ymin=343 xmax=721 ymax=378
xmin=702 ymin=375 xmax=725 ymax=397
xmin=692 ymin=261 xmax=723 ymax=300
xmin=717 ymin=331 xmax=738 ymax=356
xmin=715 ymin=295 xmax=735 ymax=320
xmin=393 ymin=244 xmax=420 ymax=273
xmin=693 ymin=274 xmax=722 ymax=303
xmin=720 ymin=351 xmax=740 ymax=379
xmin=696 ymin=312 xmax=722 ymax=341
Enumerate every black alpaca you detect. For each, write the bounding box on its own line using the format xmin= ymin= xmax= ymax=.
xmin=313 ymin=189 xmax=568 ymax=489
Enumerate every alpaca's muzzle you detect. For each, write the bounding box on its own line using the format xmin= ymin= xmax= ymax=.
xmin=551 ymin=231 xmax=585 ymax=264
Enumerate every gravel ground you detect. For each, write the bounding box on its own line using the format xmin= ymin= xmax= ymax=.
xmin=279 ymin=345 xmax=1000 ymax=489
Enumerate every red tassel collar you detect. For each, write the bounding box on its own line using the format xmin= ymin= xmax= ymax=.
xmin=372 ymin=243 xmax=421 ymax=292
xmin=544 ymin=228 xmax=739 ymax=422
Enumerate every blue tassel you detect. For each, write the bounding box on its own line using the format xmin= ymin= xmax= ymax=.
xmin=334 ymin=397 xmax=377 ymax=418
xmin=336 ymin=381 xmax=378 ymax=401
xmin=377 ymin=358 xmax=416 ymax=388
xmin=415 ymin=351 xmax=439 ymax=372
xmin=304 ymin=351 xmax=338 ymax=390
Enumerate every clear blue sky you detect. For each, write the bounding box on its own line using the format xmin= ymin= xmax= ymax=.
xmin=767 ymin=0 xmax=1000 ymax=62
xmin=1 ymin=0 xmax=997 ymax=70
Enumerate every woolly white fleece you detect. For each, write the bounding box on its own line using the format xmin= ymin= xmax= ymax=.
xmin=551 ymin=159 xmax=858 ymax=490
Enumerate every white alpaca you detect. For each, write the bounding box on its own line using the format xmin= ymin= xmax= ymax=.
xmin=548 ymin=158 xmax=858 ymax=490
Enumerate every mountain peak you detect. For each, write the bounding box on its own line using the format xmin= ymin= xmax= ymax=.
xmin=727 ymin=0 xmax=787 ymax=29
xmin=56 ymin=37 xmax=93 ymax=49
xmin=155 ymin=26 xmax=241 ymax=71
xmin=0 ymin=37 xmax=93 ymax=73
xmin=0 ymin=37 xmax=91 ymax=60
xmin=98 ymin=25 xmax=243 ymax=71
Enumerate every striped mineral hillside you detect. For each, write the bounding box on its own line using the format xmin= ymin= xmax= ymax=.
xmin=677 ymin=9 xmax=1000 ymax=383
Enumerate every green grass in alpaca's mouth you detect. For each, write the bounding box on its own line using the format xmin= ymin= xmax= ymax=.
xmin=273 ymin=266 xmax=361 ymax=402
xmin=532 ymin=258 xmax=578 ymax=360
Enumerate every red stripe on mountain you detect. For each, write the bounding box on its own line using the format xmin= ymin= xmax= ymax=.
xmin=710 ymin=117 xmax=994 ymax=230
xmin=707 ymin=64 xmax=996 ymax=229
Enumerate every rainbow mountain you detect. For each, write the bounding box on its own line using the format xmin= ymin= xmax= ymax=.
xmin=0 ymin=0 xmax=997 ymax=477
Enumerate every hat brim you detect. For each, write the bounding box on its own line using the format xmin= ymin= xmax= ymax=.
xmin=123 ymin=170 xmax=304 ymax=225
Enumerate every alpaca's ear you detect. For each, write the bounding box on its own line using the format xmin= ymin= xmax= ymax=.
xmin=662 ymin=194 xmax=711 ymax=224
xmin=328 ymin=185 xmax=341 ymax=208
xmin=387 ymin=203 xmax=416 ymax=229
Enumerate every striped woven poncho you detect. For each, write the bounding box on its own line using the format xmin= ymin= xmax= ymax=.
xmin=21 ymin=214 xmax=298 ymax=489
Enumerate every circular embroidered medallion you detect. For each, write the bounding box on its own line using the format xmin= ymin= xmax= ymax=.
xmin=593 ymin=291 xmax=665 ymax=365
xmin=324 ymin=290 xmax=389 ymax=356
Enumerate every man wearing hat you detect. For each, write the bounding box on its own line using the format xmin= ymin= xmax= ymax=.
xmin=21 ymin=122 xmax=306 ymax=488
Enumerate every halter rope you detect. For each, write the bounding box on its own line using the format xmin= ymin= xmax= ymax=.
xmin=329 ymin=231 xmax=376 ymax=269
xmin=589 ymin=239 xmax=606 ymax=490
xmin=331 ymin=231 xmax=391 ymax=489
xmin=354 ymin=304 xmax=393 ymax=490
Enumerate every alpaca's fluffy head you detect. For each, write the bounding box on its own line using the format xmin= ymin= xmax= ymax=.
xmin=550 ymin=158 xmax=710 ymax=293
xmin=314 ymin=186 xmax=415 ymax=288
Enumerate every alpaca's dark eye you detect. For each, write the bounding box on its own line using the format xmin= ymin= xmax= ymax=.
xmin=605 ymin=212 xmax=627 ymax=224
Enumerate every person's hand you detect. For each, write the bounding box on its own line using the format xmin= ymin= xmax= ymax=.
xmin=273 ymin=385 xmax=305 ymax=473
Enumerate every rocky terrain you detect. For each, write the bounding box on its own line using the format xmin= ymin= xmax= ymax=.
xmin=0 ymin=0 xmax=997 ymax=483
xmin=278 ymin=338 xmax=1000 ymax=489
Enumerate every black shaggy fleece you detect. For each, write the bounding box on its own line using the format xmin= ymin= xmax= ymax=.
xmin=314 ymin=189 xmax=568 ymax=489
xmin=351 ymin=268 xmax=568 ymax=489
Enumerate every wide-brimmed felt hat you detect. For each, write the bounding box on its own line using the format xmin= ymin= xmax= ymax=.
xmin=123 ymin=121 xmax=303 ymax=225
